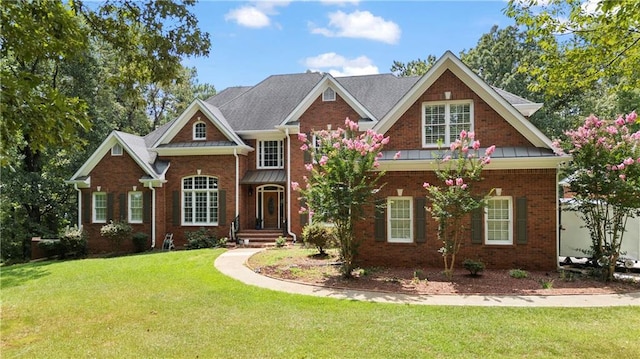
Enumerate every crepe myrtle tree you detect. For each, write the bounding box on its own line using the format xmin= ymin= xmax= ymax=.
xmin=554 ymin=111 xmax=640 ymax=281
xmin=423 ymin=131 xmax=495 ymax=279
xmin=292 ymin=118 xmax=400 ymax=278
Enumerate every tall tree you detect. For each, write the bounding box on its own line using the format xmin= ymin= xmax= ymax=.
xmin=390 ymin=55 xmax=437 ymax=77
xmin=505 ymin=0 xmax=640 ymax=97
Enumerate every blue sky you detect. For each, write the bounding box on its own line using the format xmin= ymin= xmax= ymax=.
xmin=183 ymin=1 xmax=516 ymax=91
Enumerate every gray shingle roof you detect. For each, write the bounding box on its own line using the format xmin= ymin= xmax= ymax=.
xmin=206 ymin=86 xmax=252 ymax=107
xmin=491 ymin=86 xmax=535 ymax=105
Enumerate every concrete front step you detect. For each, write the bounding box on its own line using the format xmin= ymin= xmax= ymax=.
xmin=232 ymin=229 xmax=290 ymax=248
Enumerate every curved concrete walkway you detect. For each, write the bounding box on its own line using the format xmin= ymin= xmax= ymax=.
xmin=214 ymin=248 xmax=640 ymax=307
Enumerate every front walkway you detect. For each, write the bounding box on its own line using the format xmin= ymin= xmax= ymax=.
xmin=214 ymin=248 xmax=640 ymax=307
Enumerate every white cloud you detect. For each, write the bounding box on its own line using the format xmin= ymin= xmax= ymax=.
xmin=225 ymin=1 xmax=291 ymax=29
xmin=319 ymin=0 xmax=360 ymax=5
xmin=304 ymin=52 xmax=379 ymax=77
xmin=310 ymin=10 xmax=401 ymax=44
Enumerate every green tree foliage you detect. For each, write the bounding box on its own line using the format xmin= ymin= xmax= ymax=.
xmin=554 ymin=112 xmax=640 ymax=280
xmin=293 ymin=118 xmax=398 ymax=278
xmin=0 ymin=0 xmax=211 ymax=261
xmin=390 ymin=55 xmax=437 ymax=77
xmin=505 ymin=0 xmax=640 ymax=97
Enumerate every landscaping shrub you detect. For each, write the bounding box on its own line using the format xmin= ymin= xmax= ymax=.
xmin=275 ymin=236 xmax=287 ymax=248
xmin=509 ymin=269 xmax=529 ymax=279
xmin=462 ymin=259 xmax=485 ymax=276
xmin=59 ymin=226 xmax=87 ymax=259
xmin=301 ymin=223 xmax=334 ymax=255
xmin=132 ymin=232 xmax=149 ymax=253
xmin=185 ymin=228 xmax=218 ymax=249
xmin=38 ymin=240 xmax=61 ymax=258
xmin=100 ymin=221 xmax=132 ymax=251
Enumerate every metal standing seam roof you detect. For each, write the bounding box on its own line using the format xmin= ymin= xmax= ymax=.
xmin=240 ymin=170 xmax=287 ymax=184
xmin=378 ymin=147 xmax=557 ymax=161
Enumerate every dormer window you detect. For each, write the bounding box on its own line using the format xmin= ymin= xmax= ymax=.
xmin=193 ymin=122 xmax=206 ymax=140
xmin=322 ymin=87 xmax=336 ymax=102
xmin=111 ymin=143 xmax=123 ymax=156
xmin=422 ymin=100 xmax=473 ymax=147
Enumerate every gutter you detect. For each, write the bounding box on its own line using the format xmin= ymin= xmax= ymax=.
xmin=73 ymin=183 xmax=82 ymax=229
xmin=285 ymin=128 xmax=297 ymax=243
xmin=234 ymin=148 xmax=239 ymax=218
xmin=148 ymin=182 xmax=157 ymax=249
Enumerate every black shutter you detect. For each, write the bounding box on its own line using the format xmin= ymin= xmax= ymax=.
xmin=415 ymin=197 xmax=426 ymax=243
xmin=143 ymin=191 xmax=151 ymax=223
xmin=303 ymin=150 xmax=311 ymax=163
xmin=83 ymin=193 xmax=90 ymax=224
xmin=107 ymin=193 xmax=114 ymax=222
xmin=172 ymin=191 xmax=180 ymax=226
xmin=471 ymin=208 xmax=483 ymax=244
xmin=119 ymin=193 xmax=126 ymax=221
xmin=218 ymin=190 xmax=226 ymax=225
xmin=516 ymin=197 xmax=528 ymax=244
xmin=374 ymin=199 xmax=385 ymax=242
xmin=299 ymin=199 xmax=308 ymax=227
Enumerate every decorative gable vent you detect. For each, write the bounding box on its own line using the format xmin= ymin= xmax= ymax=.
xmin=111 ymin=143 xmax=123 ymax=156
xmin=322 ymin=87 xmax=336 ymax=102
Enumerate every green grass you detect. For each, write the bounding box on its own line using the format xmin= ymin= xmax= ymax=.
xmin=2 ymin=250 xmax=639 ymax=358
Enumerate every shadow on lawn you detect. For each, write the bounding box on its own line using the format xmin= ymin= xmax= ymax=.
xmin=0 ymin=261 xmax=53 ymax=289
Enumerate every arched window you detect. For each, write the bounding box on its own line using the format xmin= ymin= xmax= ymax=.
xmin=193 ymin=122 xmax=206 ymax=140
xmin=182 ymin=176 xmax=218 ymax=225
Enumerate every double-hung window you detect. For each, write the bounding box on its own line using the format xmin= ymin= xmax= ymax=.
xmin=422 ymin=101 xmax=473 ymax=147
xmin=257 ymin=140 xmax=284 ymax=169
xmin=485 ymin=197 xmax=513 ymax=245
xmin=193 ymin=122 xmax=206 ymax=140
xmin=93 ymin=192 xmax=107 ymax=223
xmin=183 ymin=176 xmax=218 ymax=225
xmin=128 ymin=191 xmax=143 ymax=223
xmin=387 ymin=197 xmax=413 ymax=243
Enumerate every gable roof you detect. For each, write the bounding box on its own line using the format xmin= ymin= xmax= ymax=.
xmin=374 ymin=51 xmax=554 ymax=148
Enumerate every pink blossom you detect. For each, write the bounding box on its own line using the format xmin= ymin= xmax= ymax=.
xmin=298 ymin=133 xmax=307 ymax=142
xmin=611 ymin=165 xmax=619 ymax=170
xmin=623 ymin=157 xmax=634 ymax=166
xmin=626 ymin=111 xmax=637 ymax=124
xmin=460 ymin=130 xmax=467 ymax=139
xmin=615 ymin=116 xmax=625 ymax=126
xmin=333 ymin=142 xmax=341 ymax=149
xmin=443 ymin=155 xmax=451 ymax=162
xmin=319 ymin=155 xmax=328 ymax=166
xmin=299 ymin=207 xmax=307 ymax=214
xmin=300 ymin=143 xmax=308 ymax=151
xmin=445 ymin=179 xmax=454 ymax=186
xmin=423 ymin=182 xmax=430 ymax=189
xmin=461 ymin=184 xmax=468 ymax=190
xmin=606 ymin=126 xmax=618 ymax=135
xmin=393 ymin=151 xmax=401 ymax=160
xmin=468 ymin=131 xmax=475 ymax=140
xmin=305 ymin=163 xmax=313 ymax=171
xmin=455 ymin=178 xmax=464 ymax=186
xmin=485 ymin=145 xmax=496 ymax=156
xmin=481 ymin=157 xmax=491 ymax=165
xmin=472 ymin=140 xmax=480 ymax=150
xmin=381 ymin=137 xmax=390 ymax=145
xmin=619 ymin=174 xmax=626 ymax=180
xmin=291 ymin=182 xmax=300 ymax=191
xmin=461 ymin=146 xmax=469 ymax=153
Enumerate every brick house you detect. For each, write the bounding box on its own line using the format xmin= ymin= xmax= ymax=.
xmin=67 ymin=52 xmax=568 ymax=270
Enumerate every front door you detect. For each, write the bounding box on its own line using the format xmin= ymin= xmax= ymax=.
xmin=262 ymin=191 xmax=279 ymax=229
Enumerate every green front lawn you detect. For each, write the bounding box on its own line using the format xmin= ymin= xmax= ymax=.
xmin=2 ymin=250 xmax=639 ymax=358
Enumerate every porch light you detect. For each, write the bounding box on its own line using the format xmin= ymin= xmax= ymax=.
xmin=248 ymin=185 xmax=253 ymax=197
xmin=97 ymin=186 xmax=101 ymax=192
xmin=197 ymin=169 xmax=201 ymax=175
xmin=397 ymin=188 xmax=403 ymax=196
xmin=133 ymin=186 xmax=137 ymax=191
xmin=496 ymin=188 xmax=502 ymax=196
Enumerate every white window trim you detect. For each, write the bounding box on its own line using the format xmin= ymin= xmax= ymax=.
xmin=92 ymin=192 xmax=107 ymax=223
xmin=181 ymin=176 xmax=219 ymax=226
xmin=128 ymin=191 xmax=143 ymax=224
xmin=421 ymin=100 xmax=474 ymax=148
xmin=193 ymin=121 xmax=207 ymax=140
xmin=387 ymin=196 xmax=413 ymax=243
xmin=322 ymin=87 xmax=336 ymax=102
xmin=257 ymin=140 xmax=284 ymax=169
xmin=484 ymin=196 xmax=513 ymax=245
xmin=111 ymin=143 xmax=123 ymax=156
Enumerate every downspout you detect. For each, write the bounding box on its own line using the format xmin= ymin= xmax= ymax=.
xmin=148 ymin=182 xmax=156 ymax=249
xmin=74 ymin=183 xmax=82 ymax=229
xmin=285 ymin=128 xmax=297 ymax=243
xmin=234 ymin=148 xmax=239 ymax=218
xmin=556 ymin=163 xmax=561 ymax=270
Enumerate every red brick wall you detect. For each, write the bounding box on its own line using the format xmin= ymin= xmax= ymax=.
xmin=385 ymin=70 xmax=533 ymax=150
xmin=170 ymin=110 xmax=229 ymax=143
xmin=299 ymin=94 xmax=361 ymax=133
xmin=356 ymin=169 xmax=558 ymax=270
xmin=83 ymin=150 xmax=153 ymax=253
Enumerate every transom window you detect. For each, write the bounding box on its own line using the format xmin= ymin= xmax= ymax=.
xmin=193 ymin=122 xmax=206 ymax=140
xmin=93 ymin=192 xmax=107 ymax=223
xmin=485 ymin=197 xmax=513 ymax=245
xmin=111 ymin=143 xmax=123 ymax=156
xmin=387 ymin=197 xmax=413 ymax=243
xmin=257 ymin=140 xmax=284 ymax=169
xmin=322 ymin=87 xmax=336 ymax=102
xmin=128 ymin=191 xmax=143 ymax=223
xmin=422 ymin=101 xmax=473 ymax=147
xmin=182 ymin=176 xmax=218 ymax=225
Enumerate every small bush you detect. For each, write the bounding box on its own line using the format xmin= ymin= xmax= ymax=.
xmin=540 ymin=278 xmax=554 ymax=289
xmin=59 ymin=226 xmax=87 ymax=259
xmin=132 ymin=232 xmax=149 ymax=253
xmin=100 ymin=221 xmax=132 ymax=251
xmin=185 ymin=228 xmax=218 ymax=249
xmin=462 ymin=259 xmax=485 ymax=276
xmin=275 ymin=236 xmax=287 ymax=248
xmin=301 ymin=223 xmax=334 ymax=255
xmin=509 ymin=269 xmax=529 ymax=279
xmin=38 ymin=240 xmax=61 ymax=258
